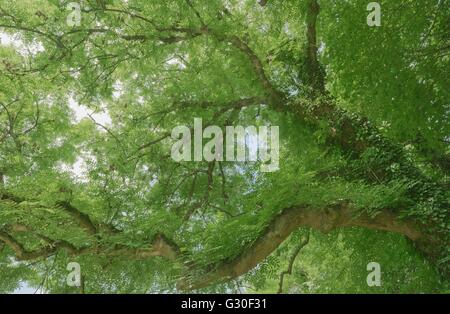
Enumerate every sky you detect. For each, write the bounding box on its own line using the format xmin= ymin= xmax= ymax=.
xmin=13 ymin=282 xmax=45 ymax=294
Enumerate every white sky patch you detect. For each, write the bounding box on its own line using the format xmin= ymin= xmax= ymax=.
xmin=259 ymin=24 xmax=269 ymax=33
xmin=55 ymin=151 xmax=96 ymax=182
xmin=166 ymin=56 xmax=187 ymax=69
xmin=137 ymin=95 xmax=145 ymax=104
xmin=283 ymin=22 xmax=293 ymax=37
xmin=13 ymin=281 xmax=46 ymax=294
xmin=69 ymin=67 xmax=81 ymax=79
xmin=48 ymin=136 xmax=66 ymax=149
xmin=0 ymin=32 xmax=15 ymax=46
xmin=318 ymin=42 xmax=326 ymax=54
xmin=68 ymin=95 xmax=112 ymax=127
xmin=0 ymin=32 xmax=44 ymax=56
xmin=56 ymin=157 xmax=86 ymax=181
xmin=112 ymin=80 xmax=124 ymax=99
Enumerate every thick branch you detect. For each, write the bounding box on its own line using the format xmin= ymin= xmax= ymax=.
xmin=178 ymin=203 xmax=423 ymax=290
xmin=56 ymin=201 xmax=97 ymax=236
xmin=0 ymin=226 xmax=179 ymax=262
xmin=140 ymin=233 xmax=180 ymax=261
xmin=227 ymin=36 xmax=285 ymax=107
xmin=0 ymin=193 xmax=180 ymax=261
xmin=0 ymin=230 xmax=58 ymax=260
xmin=304 ymin=0 xmax=324 ymax=93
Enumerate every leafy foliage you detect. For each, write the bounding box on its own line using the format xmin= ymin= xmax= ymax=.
xmin=0 ymin=0 xmax=448 ymax=293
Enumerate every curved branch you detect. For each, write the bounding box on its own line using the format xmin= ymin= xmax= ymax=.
xmin=56 ymin=201 xmax=98 ymax=236
xmin=277 ymin=230 xmax=310 ymax=294
xmin=0 ymin=225 xmax=179 ymax=262
xmin=177 ymin=203 xmax=423 ymax=290
xmin=0 ymin=230 xmax=61 ymax=260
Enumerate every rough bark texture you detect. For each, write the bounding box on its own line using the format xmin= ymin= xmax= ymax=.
xmin=177 ymin=204 xmax=424 ymax=290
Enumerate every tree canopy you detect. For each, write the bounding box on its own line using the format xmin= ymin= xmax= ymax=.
xmin=0 ymin=0 xmax=448 ymax=293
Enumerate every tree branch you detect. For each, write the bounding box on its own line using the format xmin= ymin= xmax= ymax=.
xmin=56 ymin=201 xmax=98 ymax=236
xmin=304 ymin=0 xmax=324 ymax=94
xmin=177 ymin=203 xmax=423 ymax=290
xmin=227 ymin=36 xmax=285 ymax=107
xmin=277 ymin=231 xmax=310 ymax=294
xmin=0 ymin=230 xmax=59 ymax=261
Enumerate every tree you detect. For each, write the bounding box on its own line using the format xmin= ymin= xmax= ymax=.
xmin=0 ymin=0 xmax=448 ymax=293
